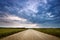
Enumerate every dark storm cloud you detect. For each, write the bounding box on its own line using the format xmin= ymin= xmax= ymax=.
xmin=0 ymin=0 xmax=60 ymax=28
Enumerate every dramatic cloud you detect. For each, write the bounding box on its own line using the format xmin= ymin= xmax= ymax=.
xmin=0 ymin=0 xmax=60 ymax=28
xmin=0 ymin=12 xmax=39 ymax=28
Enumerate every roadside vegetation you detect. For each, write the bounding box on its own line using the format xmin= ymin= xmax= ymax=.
xmin=0 ymin=28 xmax=60 ymax=38
xmin=0 ymin=28 xmax=27 ymax=38
xmin=33 ymin=28 xmax=60 ymax=38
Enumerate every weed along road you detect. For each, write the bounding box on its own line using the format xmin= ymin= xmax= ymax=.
xmin=0 ymin=29 xmax=60 ymax=40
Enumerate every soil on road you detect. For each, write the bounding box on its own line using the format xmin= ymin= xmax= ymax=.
xmin=0 ymin=29 xmax=60 ymax=40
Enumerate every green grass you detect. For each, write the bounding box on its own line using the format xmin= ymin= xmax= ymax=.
xmin=0 ymin=28 xmax=27 ymax=38
xmin=0 ymin=28 xmax=60 ymax=38
xmin=33 ymin=28 xmax=60 ymax=38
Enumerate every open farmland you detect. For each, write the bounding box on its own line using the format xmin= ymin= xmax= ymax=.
xmin=0 ymin=28 xmax=27 ymax=38
xmin=33 ymin=28 xmax=60 ymax=38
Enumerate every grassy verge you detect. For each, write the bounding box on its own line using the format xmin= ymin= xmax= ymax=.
xmin=33 ymin=28 xmax=60 ymax=38
xmin=0 ymin=28 xmax=27 ymax=38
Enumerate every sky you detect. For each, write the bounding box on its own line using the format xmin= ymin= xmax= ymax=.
xmin=0 ymin=0 xmax=60 ymax=28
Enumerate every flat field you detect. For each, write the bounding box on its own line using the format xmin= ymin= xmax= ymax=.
xmin=0 ymin=28 xmax=60 ymax=38
xmin=33 ymin=28 xmax=60 ymax=38
xmin=0 ymin=28 xmax=26 ymax=38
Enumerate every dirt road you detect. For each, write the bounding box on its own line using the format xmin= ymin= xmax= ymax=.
xmin=0 ymin=29 xmax=60 ymax=40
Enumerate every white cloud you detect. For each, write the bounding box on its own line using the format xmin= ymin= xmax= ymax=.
xmin=17 ymin=0 xmax=48 ymax=18
xmin=46 ymin=12 xmax=54 ymax=17
xmin=18 ymin=0 xmax=40 ymax=17
xmin=0 ymin=0 xmax=50 ymax=28
xmin=5 ymin=15 xmax=27 ymax=22
xmin=25 ymin=24 xmax=39 ymax=28
xmin=26 ymin=0 xmax=39 ymax=13
xmin=0 ymin=13 xmax=39 ymax=28
xmin=43 ymin=0 xmax=47 ymax=4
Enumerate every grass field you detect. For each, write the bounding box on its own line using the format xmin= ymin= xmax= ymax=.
xmin=0 ymin=28 xmax=60 ymax=39
xmin=0 ymin=28 xmax=27 ymax=38
xmin=33 ymin=28 xmax=60 ymax=38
